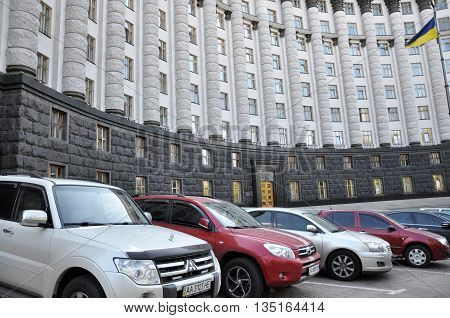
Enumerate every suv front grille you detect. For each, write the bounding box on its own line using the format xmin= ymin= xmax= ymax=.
xmin=298 ymin=245 xmax=316 ymax=258
xmin=155 ymin=251 xmax=215 ymax=283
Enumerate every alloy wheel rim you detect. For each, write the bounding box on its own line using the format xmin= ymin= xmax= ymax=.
xmin=331 ymin=255 xmax=355 ymax=278
xmin=226 ymin=266 xmax=252 ymax=298
xmin=70 ymin=292 xmax=89 ymax=298
xmin=408 ymin=248 xmax=427 ymax=266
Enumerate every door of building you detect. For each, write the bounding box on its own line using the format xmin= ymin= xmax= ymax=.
xmin=261 ymin=181 xmax=274 ymax=207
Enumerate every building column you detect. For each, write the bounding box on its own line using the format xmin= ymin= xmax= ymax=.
xmin=142 ymin=0 xmax=161 ymax=126
xmin=229 ymin=0 xmax=251 ymax=143
xmin=62 ymin=0 xmax=90 ymax=101
xmin=331 ymin=0 xmax=361 ymax=147
xmin=417 ymin=0 xmax=450 ymax=142
xmin=5 ymin=0 xmax=40 ymax=77
xmin=357 ymin=0 xmax=391 ymax=147
xmin=280 ymin=0 xmax=306 ymax=148
xmin=174 ymin=0 xmax=192 ymax=134
xmin=385 ymin=0 xmax=420 ymax=145
xmin=203 ymin=0 xmax=223 ymax=140
xmin=306 ymin=0 xmax=334 ymax=148
xmin=105 ymin=0 xmax=125 ymax=116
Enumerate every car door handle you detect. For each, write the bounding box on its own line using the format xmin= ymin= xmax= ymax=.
xmin=3 ymin=228 xmax=14 ymax=235
xmin=418 ymin=228 xmax=428 ymax=231
xmin=359 ymin=231 xmax=367 ymax=234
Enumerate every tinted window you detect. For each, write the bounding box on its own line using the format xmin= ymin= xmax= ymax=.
xmin=171 ymin=203 xmax=203 ymax=228
xmin=251 ymin=211 xmax=272 ymax=226
xmin=331 ymin=212 xmax=355 ymax=227
xmin=360 ymin=214 xmax=390 ymax=230
xmin=415 ymin=213 xmax=443 ymax=226
xmin=388 ymin=212 xmax=414 ymax=224
xmin=15 ymin=186 xmax=48 ymax=222
xmin=0 ymin=183 xmax=18 ymax=220
xmin=138 ymin=201 xmax=169 ymax=222
xmin=276 ymin=212 xmax=312 ymax=231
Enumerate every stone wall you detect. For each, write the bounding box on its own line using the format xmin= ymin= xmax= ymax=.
xmin=1 ymin=73 xmax=450 ymax=207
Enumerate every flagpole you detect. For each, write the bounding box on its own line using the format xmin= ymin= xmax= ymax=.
xmin=431 ymin=0 xmax=450 ymax=115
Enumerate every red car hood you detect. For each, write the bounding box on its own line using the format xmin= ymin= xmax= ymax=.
xmin=229 ymin=227 xmax=313 ymax=248
xmin=404 ymin=227 xmax=445 ymax=240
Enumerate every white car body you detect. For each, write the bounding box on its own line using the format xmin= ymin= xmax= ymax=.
xmin=246 ymin=208 xmax=393 ymax=276
xmin=0 ymin=176 xmax=220 ymax=298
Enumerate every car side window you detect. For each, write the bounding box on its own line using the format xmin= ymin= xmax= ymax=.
xmin=138 ymin=201 xmax=169 ymax=222
xmin=251 ymin=211 xmax=272 ymax=226
xmin=415 ymin=213 xmax=443 ymax=226
xmin=14 ymin=185 xmax=49 ymax=223
xmin=0 ymin=183 xmax=18 ymax=221
xmin=331 ymin=212 xmax=355 ymax=227
xmin=171 ymin=203 xmax=204 ymax=228
xmin=276 ymin=212 xmax=312 ymax=231
xmin=360 ymin=214 xmax=390 ymax=230
xmin=388 ymin=212 xmax=414 ymax=224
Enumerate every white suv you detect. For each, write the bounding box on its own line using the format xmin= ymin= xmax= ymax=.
xmin=0 ymin=176 xmax=220 ymax=298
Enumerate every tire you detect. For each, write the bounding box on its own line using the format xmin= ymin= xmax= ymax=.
xmin=327 ymin=250 xmax=361 ymax=281
xmin=61 ymin=274 xmax=105 ymax=298
xmin=222 ymin=257 xmax=265 ymax=298
xmin=404 ymin=245 xmax=432 ymax=268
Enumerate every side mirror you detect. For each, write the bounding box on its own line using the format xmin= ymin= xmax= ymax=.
xmin=144 ymin=212 xmax=152 ymax=224
xmin=198 ymin=217 xmax=211 ymax=230
xmin=20 ymin=210 xmax=47 ymax=227
xmin=442 ymin=222 xmax=450 ymax=229
xmin=387 ymin=225 xmax=396 ymax=232
xmin=307 ymin=224 xmax=319 ymax=233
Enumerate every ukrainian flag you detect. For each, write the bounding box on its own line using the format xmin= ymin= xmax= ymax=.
xmin=406 ymin=18 xmax=439 ymax=48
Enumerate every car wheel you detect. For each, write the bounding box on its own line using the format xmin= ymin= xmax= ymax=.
xmin=404 ymin=245 xmax=431 ymax=268
xmin=327 ymin=250 xmax=361 ymax=281
xmin=61 ymin=274 xmax=105 ymax=298
xmin=222 ymin=257 xmax=265 ymax=298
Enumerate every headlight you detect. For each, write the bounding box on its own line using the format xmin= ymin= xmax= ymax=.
xmin=264 ymin=243 xmax=295 ymax=259
xmin=438 ymin=237 xmax=449 ymax=247
xmin=114 ymin=259 xmax=161 ymax=285
xmin=365 ymin=242 xmax=385 ymax=253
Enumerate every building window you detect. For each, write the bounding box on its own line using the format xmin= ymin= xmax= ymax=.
xmin=404 ymin=22 xmax=416 ymax=35
xmin=270 ymin=31 xmax=279 ymax=46
xmin=159 ymin=40 xmax=167 ymax=61
xmin=191 ymin=84 xmax=200 ymax=104
xmin=51 ymin=109 xmax=67 ymax=140
xmin=359 ymin=108 xmax=370 ymax=122
xmin=325 ymin=63 xmax=336 ymax=76
xmin=203 ymin=181 xmax=213 ymax=197
xmin=172 ymin=179 xmax=182 ymax=194
xmin=436 ymin=0 xmax=448 ymax=10
xmin=170 ymin=144 xmax=181 ymax=163
xmin=344 ymin=2 xmax=355 ymax=15
xmin=249 ymin=98 xmax=258 ymax=115
xmin=124 ymin=95 xmax=133 ymax=120
xmin=316 ymin=156 xmax=326 ymax=170
xmin=232 ymin=152 xmax=240 ymax=168
xmin=243 ymin=23 xmax=252 ymax=39
xmin=430 ymin=152 xmax=441 ymax=165
xmin=288 ymin=156 xmax=298 ymax=170
xmin=373 ymin=3 xmax=382 ymax=15
xmin=388 ymin=107 xmax=399 ymax=122
xmin=279 ymin=128 xmax=288 ymax=145
xmin=202 ymin=149 xmax=212 ymax=166
xmin=135 ymin=177 xmax=147 ymax=195
xmin=296 ymin=36 xmax=306 ymax=51
xmin=221 ymin=92 xmax=229 ymax=110
xmin=135 ymin=136 xmax=146 ymax=158
xmin=402 ymin=176 xmax=414 ymax=194
xmin=343 ymin=156 xmax=353 ymax=169
xmin=378 ymin=43 xmax=390 ymax=56
xmin=96 ymin=125 xmax=109 ymax=152
xmin=39 ymin=2 xmax=51 ymax=36
xmin=331 ymin=108 xmax=341 ymax=122
xmin=222 ymin=121 xmax=230 ymax=140
xmin=159 ymin=10 xmax=166 ymax=29
xmin=421 ymin=128 xmax=433 ymax=143
xmin=125 ymin=0 xmax=133 ymax=10
xmin=329 ymin=85 xmax=338 ymax=99
xmin=189 ymin=0 xmax=196 ymax=16
xmin=382 ymin=64 xmax=393 ymax=78
xmin=318 ymin=0 xmax=327 ymax=12
xmin=242 ymin=0 xmax=250 ymax=13
xmin=302 ymin=82 xmax=311 ymax=97
xmin=371 ymin=155 xmax=381 ymax=168
xmin=299 ymin=59 xmax=308 ymax=73
xmin=96 ymin=171 xmax=110 ymax=184
xmin=247 ymin=73 xmax=256 ymax=89
xmin=274 ymin=79 xmax=284 ymax=94
xmin=277 ymin=103 xmax=286 ymax=119
xmin=356 ymin=86 xmax=367 ymax=100
xmin=304 ymin=106 xmax=313 ymax=121
xmin=37 ymin=53 xmax=49 ymax=84
xmin=433 ymin=174 xmax=445 ymax=192
xmin=294 ymin=16 xmax=303 ymax=29
xmin=323 ymin=41 xmax=333 ymax=55
xmin=290 ymin=181 xmax=300 ymax=201
xmin=346 ymin=180 xmax=356 ymax=198
xmin=333 ymin=131 xmax=344 ymax=146
xmin=400 ymin=154 xmax=410 ymax=166
xmin=349 ymin=43 xmax=361 ymax=55
xmin=85 ymin=78 xmax=94 ymax=106
xmin=89 ymin=0 xmax=97 ymax=21
xmin=320 ymin=21 xmax=330 ymax=33
xmin=268 ymin=9 xmax=277 ymax=23
xmin=415 ymin=84 xmax=427 ymax=98
xmin=347 ymin=23 xmax=358 ymax=35
xmin=233 ymin=181 xmax=243 ymax=204
xmin=375 ymin=23 xmax=386 ymax=36
xmin=409 ymin=46 xmax=421 ymax=55
xmin=48 ymin=164 xmax=65 ymax=179
xmin=353 ymin=64 xmax=364 ymax=78
xmin=373 ymin=178 xmax=384 ymax=196
xmin=219 ymin=65 xmax=227 ymax=82
xmin=306 ymin=130 xmax=315 ymax=146
xmin=189 ymin=26 xmax=197 ymax=44
xmin=318 ymin=181 xmax=328 ymax=200
xmin=385 ymin=85 xmax=396 ymax=99
xmin=418 ymin=106 xmax=430 ymax=120
xmin=87 ymin=35 xmax=96 ymax=63
xmin=217 ymin=12 xmax=225 ymax=29
xmin=218 ymin=38 xmax=226 ymax=54
xmin=391 ymin=130 xmax=402 ymax=146
xmin=401 ymin=2 xmax=413 ymax=14
xmin=160 ymin=72 xmax=168 ymax=94
xmin=411 ymin=63 xmax=423 ymax=76
xmin=124 ymin=57 xmax=133 ymax=81
xmin=245 ymin=48 xmax=254 ymax=64
xmin=189 ymin=54 xmax=198 ymax=73
xmin=438 ymin=17 xmax=450 ymax=31
xmin=273 ymin=55 xmax=281 ymax=70
xmin=125 ymin=21 xmax=134 ymax=45
xmin=251 ymin=126 xmax=259 ymax=144
xmin=361 ymin=131 xmax=373 ymax=146
xmin=160 ymin=106 xmax=168 ymax=128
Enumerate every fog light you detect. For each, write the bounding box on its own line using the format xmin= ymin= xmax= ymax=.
xmin=377 ymin=262 xmax=385 ymax=267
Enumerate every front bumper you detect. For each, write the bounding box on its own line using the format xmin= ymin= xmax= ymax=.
xmin=105 ymin=270 xmax=221 ymax=298
xmin=358 ymin=251 xmax=393 ymax=273
xmin=433 ymin=246 xmax=450 ymax=261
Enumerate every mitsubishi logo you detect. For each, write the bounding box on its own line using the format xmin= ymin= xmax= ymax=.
xmin=186 ymin=259 xmax=198 ymax=272
xmin=306 ymin=247 xmax=313 ymax=256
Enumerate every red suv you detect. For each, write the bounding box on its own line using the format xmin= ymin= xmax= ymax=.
xmin=319 ymin=210 xmax=450 ymax=268
xmin=134 ymin=195 xmax=321 ymax=298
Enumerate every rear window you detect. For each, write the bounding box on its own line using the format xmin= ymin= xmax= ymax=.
xmin=388 ymin=212 xmax=414 ymax=224
xmin=330 ymin=212 xmax=355 ymax=227
xmin=0 ymin=183 xmax=18 ymax=220
xmin=251 ymin=211 xmax=272 ymax=226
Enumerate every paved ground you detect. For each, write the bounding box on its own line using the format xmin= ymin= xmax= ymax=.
xmin=272 ymin=259 xmax=450 ymax=298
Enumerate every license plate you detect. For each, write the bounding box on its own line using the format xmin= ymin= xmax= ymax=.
xmin=308 ymin=264 xmax=320 ymax=276
xmin=182 ymin=280 xmax=211 ymax=297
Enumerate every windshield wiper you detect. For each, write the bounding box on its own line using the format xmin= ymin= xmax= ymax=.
xmin=65 ymin=222 xmax=108 ymax=227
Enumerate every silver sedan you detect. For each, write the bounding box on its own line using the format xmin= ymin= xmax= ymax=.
xmin=246 ymin=208 xmax=393 ymax=281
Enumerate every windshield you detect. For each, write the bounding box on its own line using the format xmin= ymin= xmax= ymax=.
xmin=306 ymin=213 xmax=343 ymax=233
xmin=203 ymin=201 xmax=262 ymax=228
xmin=54 ymin=186 xmax=149 ymax=227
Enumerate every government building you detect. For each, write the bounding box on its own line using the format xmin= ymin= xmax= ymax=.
xmin=0 ymin=0 xmax=450 ymax=207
